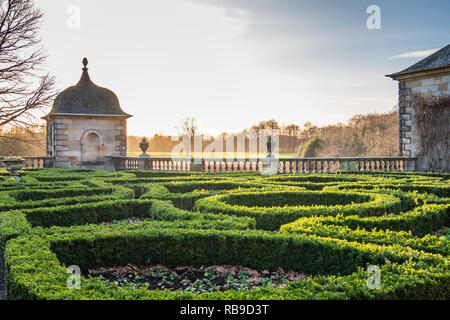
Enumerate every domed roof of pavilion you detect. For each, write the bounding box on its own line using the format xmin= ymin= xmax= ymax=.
xmin=44 ymin=58 xmax=131 ymax=118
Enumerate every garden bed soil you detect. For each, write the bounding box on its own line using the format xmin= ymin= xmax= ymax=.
xmin=88 ymin=264 xmax=309 ymax=293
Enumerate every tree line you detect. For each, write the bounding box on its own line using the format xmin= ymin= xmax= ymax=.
xmin=127 ymin=110 xmax=399 ymax=157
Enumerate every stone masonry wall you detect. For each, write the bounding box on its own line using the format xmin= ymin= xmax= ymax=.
xmin=51 ymin=116 xmax=127 ymax=168
xmin=398 ymin=74 xmax=450 ymax=159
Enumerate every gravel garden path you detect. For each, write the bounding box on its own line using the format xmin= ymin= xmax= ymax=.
xmin=0 ymin=250 xmax=6 ymax=300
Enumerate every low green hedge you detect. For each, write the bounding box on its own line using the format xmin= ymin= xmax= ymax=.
xmin=10 ymin=187 xmax=114 ymax=202
xmin=280 ymin=205 xmax=450 ymax=255
xmin=194 ymin=190 xmax=404 ymax=230
xmin=139 ymin=180 xmax=276 ymax=210
xmin=4 ymin=224 xmax=449 ymax=300
xmin=0 ymin=185 xmax=134 ymax=212
xmin=281 ymin=203 xmax=450 ymax=237
xmin=0 ymin=198 xmax=255 ymax=246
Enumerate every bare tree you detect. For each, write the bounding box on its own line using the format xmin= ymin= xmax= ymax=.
xmin=0 ymin=0 xmax=55 ymax=131
xmin=176 ymin=117 xmax=198 ymax=137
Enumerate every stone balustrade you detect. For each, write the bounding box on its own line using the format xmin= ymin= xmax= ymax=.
xmin=0 ymin=157 xmax=56 ymax=169
xmin=105 ymin=156 xmax=417 ymax=173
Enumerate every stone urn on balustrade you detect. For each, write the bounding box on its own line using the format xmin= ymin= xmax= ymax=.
xmin=2 ymin=157 xmax=24 ymax=181
xmin=138 ymin=138 xmax=150 ymax=169
xmin=261 ymin=136 xmax=279 ymax=176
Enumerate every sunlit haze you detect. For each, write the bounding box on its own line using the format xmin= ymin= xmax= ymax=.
xmin=34 ymin=0 xmax=450 ymax=136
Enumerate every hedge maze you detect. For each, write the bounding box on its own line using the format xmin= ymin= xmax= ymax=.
xmin=0 ymin=169 xmax=448 ymax=299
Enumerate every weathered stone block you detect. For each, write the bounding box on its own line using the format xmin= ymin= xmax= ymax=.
xmin=421 ymin=78 xmax=435 ymax=86
xmin=399 ymin=88 xmax=411 ymax=95
xmin=115 ymin=135 xmax=126 ymax=141
xmin=55 ymin=123 xmax=68 ymax=129
xmin=438 ymin=83 xmax=448 ymax=92
xmin=401 ymin=137 xmax=411 ymax=144
xmin=406 ymin=79 xmax=422 ymax=88
xmin=56 ymin=145 xmax=69 ymax=151
xmin=400 ymin=113 xmax=411 ymax=120
xmin=54 ymin=118 xmax=71 ymax=124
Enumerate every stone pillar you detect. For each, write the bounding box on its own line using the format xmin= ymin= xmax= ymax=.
xmin=261 ymin=154 xmax=279 ymax=175
xmin=398 ymin=82 xmax=413 ymax=157
xmin=138 ymin=155 xmax=149 ymax=170
xmin=104 ymin=156 xmax=116 ymax=172
xmin=190 ymin=159 xmax=204 ymax=172
xmin=339 ymin=160 xmax=356 ymax=171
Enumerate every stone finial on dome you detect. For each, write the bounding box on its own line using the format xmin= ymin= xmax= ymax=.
xmin=82 ymin=57 xmax=88 ymax=70
xmin=42 ymin=58 xmax=132 ymax=118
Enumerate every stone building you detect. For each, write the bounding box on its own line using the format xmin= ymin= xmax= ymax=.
xmin=42 ymin=58 xmax=132 ymax=168
xmin=387 ymin=44 xmax=450 ymax=171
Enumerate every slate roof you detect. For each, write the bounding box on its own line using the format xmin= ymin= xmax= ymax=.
xmin=45 ymin=59 xmax=131 ymax=118
xmin=388 ymin=44 xmax=450 ymax=78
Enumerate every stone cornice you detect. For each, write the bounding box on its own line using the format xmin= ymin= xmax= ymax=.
xmin=386 ymin=65 xmax=450 ymax=81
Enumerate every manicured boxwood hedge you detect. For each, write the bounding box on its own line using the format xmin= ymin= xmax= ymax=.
xmin=139 ymin=180 xmax=281 ymax=210
xmin=194 ymin=189 xmax=405 ymax=230
xmin=4 ymin=225 xmax=449 ymax=300
xmin=0 ymin=168 xmax=449 ymax=300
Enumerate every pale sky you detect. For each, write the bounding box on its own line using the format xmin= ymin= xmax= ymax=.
xmin=34 ymin=0 xmax=450 ymax=136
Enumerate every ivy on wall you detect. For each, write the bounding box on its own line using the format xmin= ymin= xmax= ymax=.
xmin=413 ymin=94 xmax=449 ymax=172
